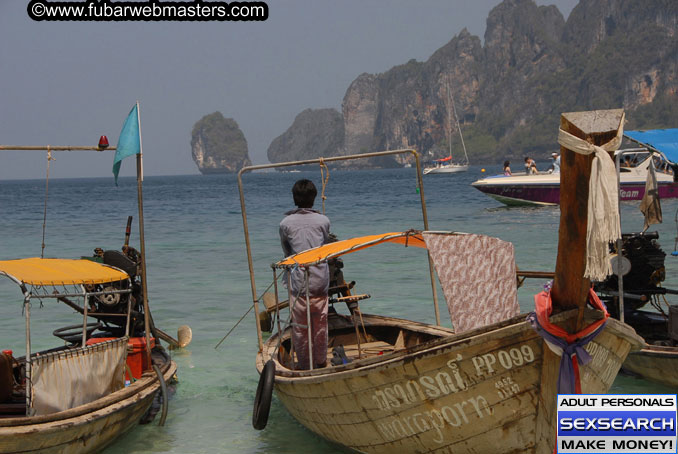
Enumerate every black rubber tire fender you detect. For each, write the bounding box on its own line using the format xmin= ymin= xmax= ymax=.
xmin=252 ymin=359 xmax=275 ymax=430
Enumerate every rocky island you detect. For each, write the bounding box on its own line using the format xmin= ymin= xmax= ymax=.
xmin=267 ymin=108 xmax=344 ymax=165
xmin=191 ymin=112 xmax=251 ymax=174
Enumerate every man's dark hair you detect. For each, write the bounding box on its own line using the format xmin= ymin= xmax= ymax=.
xmin=292 ymin=179 xmax=317 ymax=208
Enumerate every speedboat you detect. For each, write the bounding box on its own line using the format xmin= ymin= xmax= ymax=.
xmin=472 ymin=129 xmax=678 ymax=206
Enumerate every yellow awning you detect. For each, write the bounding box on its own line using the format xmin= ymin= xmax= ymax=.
xmin=275 ymin=231 xmax=426 ymax=268
xmin=0 ymin=258 xmax=130 ymax=286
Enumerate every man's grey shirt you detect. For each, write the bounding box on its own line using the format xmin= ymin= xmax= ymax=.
xmin=280 ymin=208 xmax=330 ymax=296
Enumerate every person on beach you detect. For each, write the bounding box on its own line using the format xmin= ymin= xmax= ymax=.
xmin=503 ymin=160 xmax=512 ymax=176
xmin=280 ymin=179 xmax=330 ymax=369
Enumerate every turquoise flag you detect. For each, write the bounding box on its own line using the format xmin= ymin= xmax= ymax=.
xmin=113 ymin=103 xmax=140 ymax=185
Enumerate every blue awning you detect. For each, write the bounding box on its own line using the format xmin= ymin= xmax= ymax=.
xmin=625 ymin=129 xmax=678 ymax=164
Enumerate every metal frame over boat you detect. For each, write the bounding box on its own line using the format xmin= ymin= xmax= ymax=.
xmin=238 ymin=111 xmax=644 ymax=453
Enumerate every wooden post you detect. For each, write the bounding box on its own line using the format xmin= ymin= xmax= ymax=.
xmin=551 ymin=109 xmax=624 ymax=315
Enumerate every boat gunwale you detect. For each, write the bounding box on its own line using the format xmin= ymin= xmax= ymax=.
xmin=258 ymin=308 xmax=642 ymax=383
xmin=630 ymin=344 xmax=678 ymax=357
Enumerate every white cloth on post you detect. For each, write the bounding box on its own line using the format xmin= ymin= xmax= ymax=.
xmin=556 ymin=113 xmax=624 ymax=281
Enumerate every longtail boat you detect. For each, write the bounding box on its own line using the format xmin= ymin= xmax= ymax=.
xmin=591 ymin=129 xmax=678 ymax=388
xmin=0 ymin=258 xmax=177 ymax=453
xmin=0 ymin=106 xmax=184 ymax=453
xmin=238 ymin=110 xmax=643 ymax=453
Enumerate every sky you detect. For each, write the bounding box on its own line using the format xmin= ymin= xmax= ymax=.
xmin=0 ymin=0 xmax=578 ymax=180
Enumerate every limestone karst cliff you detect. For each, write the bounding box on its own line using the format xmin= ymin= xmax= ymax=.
xmin=191 ymin=112 xmax=251 ymax=174
xmin=267 ymin=108 xmax=344 ymax=164
xmin=268 ymin=0 xmax=678 ymax=167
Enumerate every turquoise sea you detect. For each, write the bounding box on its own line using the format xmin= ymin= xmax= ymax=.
xmin=1 ymin=166 xmax=677 ymax=453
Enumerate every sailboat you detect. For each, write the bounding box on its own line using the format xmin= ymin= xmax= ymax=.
xmin=423 ymin=83 xmax=470 ymax=175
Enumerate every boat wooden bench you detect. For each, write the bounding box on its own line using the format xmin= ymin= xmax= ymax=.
xmin=328 ymin=340 xmax=396 ymax=363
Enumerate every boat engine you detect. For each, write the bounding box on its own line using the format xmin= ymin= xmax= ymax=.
xmin=596 ymin=232 xmax=666 ymax=313
xmin=594 ymin=231 xmax=678 ymax=344
xmin=87 ymin=246 xmax=145 ymax=336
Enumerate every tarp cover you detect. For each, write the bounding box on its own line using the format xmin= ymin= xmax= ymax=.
xmin=423 ymin=232 xmax=519 ymax=333
xmin=625 ymin=129 xmax=678 ymax=164
xmin=31 ymin=337 xmax=127 ymax=415
xmin=0 ymin=258 xmax=129 ymax=286
xmin=275 ymin=231 xmax=426 ymax=268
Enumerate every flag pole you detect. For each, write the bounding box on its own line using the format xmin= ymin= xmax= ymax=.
xmin=135 ymin=101 xmax=153 ymax=366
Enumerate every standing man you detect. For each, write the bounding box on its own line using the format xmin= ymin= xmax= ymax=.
xmin=549 ymin=152 xmax=561 ymax=174
xmin=280 ymin=179 xmax=330 ymax=369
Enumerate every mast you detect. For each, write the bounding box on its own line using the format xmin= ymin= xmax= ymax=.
xmin=551 ymin=109 xmax=624 ymax=322
xmin=447 ymin=82 xmax=469 ymax=165
xmin=134 ymin=101 xmax=153 ymax=366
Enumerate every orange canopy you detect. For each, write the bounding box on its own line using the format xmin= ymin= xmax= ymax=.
xmin=274 ymin=231 xmax=426 ymax=268
xmin=0 ymin=258 xmax=130 ymax=286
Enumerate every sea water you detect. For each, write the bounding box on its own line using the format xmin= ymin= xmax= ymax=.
xmin=0 ymin=166 xmax=676 ymax=453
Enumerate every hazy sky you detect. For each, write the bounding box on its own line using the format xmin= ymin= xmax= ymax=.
xmin=0 ymin=0 xmax=578 ymax=180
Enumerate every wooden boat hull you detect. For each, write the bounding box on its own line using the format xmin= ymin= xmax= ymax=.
xmin=622 ymin=345 xmax=678 ymax=388
xmin=258 ymin=311 xmax=641 ymax=453
xmin=0 ymin=359 xmax=177 ymax=454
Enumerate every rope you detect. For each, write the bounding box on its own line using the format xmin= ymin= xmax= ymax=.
xmin=214 ymin=274 xmax=283 ymax=349
xmin=41 ymin=147 xmax=54 ymax=258
xmin=557 ymin=112 xmax=625 ymax=281
xmin=319 ymin=158 xmax=330 ymax=215
xmin=214 ymin=304 xmax=254 ymax=349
